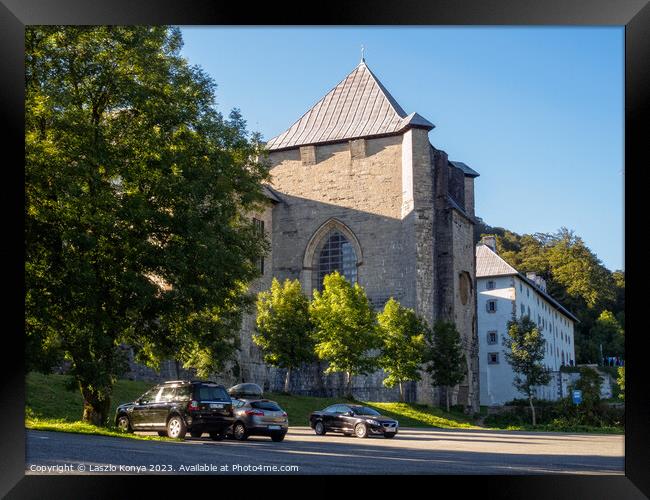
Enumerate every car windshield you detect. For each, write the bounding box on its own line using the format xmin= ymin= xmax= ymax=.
xmin=351 ymin=406 xmax=381 ymax=416
xmin=251 ymin=401 xmax=282 ymax=411
xmin=196 ymin=385 xmax=230 ymax=402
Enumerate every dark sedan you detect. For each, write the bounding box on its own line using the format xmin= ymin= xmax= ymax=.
xmin=309 ymin=404 xmax=399 ymax=438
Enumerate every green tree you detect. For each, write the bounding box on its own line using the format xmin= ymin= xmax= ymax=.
xmin=587 ymin=310 xmax=624 ymax=363
xmin=571 ymin=366 xmax=604 ymax=423
xmin=424 ymin=320 xmax=467 ymax=412
xmin=376 ymin=298 xmax=428 ymax=402
xmin=309 ymin=272 xmax=379 ymax=398
xmin=480 ymin=225 xmax=622 ymax=365
xmin=503 ymin=316 xmax=551 ymax=426
xmin=617 ymin=366 xmax=625 ymax=402
xmin=254 ymin=278 xmax=314 ymax=393
xmin=25 ymin=26 xmax=269 ymax=425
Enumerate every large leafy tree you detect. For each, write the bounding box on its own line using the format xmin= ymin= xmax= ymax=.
xmin=309 ymin=272 xmax=379 ymax=398
xmin=503 ymin=316 xmax=551 ymax=426
xmin=585 ymin=310 xmax=624 ymax=363
xmin=424 ymin=320 xmax=467 ymax=412
xmin=25 ymin=26 xmax=269 ymax=425
xmin=254 ymin=278 xmax=315 ymax=393
xmin=377 ymin=298 xmax=428 ymax=402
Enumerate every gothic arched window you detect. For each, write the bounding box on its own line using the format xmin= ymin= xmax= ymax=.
xmin=314 ymin=230 xmax=357 ymax=291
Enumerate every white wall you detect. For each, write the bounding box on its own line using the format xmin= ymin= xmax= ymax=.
xmin=478 ymin=275 xmax=577 ymax=406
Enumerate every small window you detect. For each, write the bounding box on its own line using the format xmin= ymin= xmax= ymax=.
xmin=251 ymin=401 xmax=282 ymax=412
xmin=196 ymin=385 xmax=230 ymax=402
xmin=487 ymin=331 xmax=498 ymax=345
xmin=527 ymin=288 xmax=529 ymax=297
xmin=520 ymin=304 xmax=525 ymax=316
xmin=139 ymin=387 xmax=161 ymax=404
xmin=487 ymin=280 xmax=496 ymax=290
xmin=486 ymin=300 xmax=497 ymax=313
xmin=157 ymin=386 xmax=176 ymax=403
xmin=527 ymin=306 xmax=531 ymax=317
xmin=173 ymin=386 xmax=192 ymax=402
xmin=488 ymin=352 xmax=499 ymax=364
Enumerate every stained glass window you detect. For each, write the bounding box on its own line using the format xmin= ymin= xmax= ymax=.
xmin=315 ymin=230 xmax=357 ymax=291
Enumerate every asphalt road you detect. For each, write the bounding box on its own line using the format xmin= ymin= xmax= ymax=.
xmin=25 ymin=427 xmax=624 ymax=475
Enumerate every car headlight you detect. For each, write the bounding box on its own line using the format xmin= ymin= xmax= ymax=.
xmin=367 ymin=419 xmax=379 ymax=426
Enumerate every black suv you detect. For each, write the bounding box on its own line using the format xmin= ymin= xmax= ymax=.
xmin=114 ymin=380 xmax=234 ymax=440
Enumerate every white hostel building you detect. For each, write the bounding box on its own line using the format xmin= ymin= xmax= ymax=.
xmin=476 ymin=236 xmax=578 ymax=406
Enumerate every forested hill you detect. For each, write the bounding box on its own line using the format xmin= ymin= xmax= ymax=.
xmin=474 ymin=220 xmax=624 ymax=365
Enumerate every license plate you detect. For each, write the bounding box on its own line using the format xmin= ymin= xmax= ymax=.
xmin=210 ymin=403 xmax=223 ymax=409
xmin=268 ymin=425 xmax=282 ymax=430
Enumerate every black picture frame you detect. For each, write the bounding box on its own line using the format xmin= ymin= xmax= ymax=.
xmin=2 ymin=0 xmax=646 ymax=497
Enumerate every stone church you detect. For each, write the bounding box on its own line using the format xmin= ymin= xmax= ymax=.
xmin=234 ymin=59 xmax=481 ymax=411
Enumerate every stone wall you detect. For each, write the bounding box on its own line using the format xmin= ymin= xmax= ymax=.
xmin=451 ymin=209 xmax=480 ymax=412
xmin=120 ymin=130 xmax=479 ymax=407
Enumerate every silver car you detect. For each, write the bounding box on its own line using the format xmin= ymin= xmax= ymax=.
xmin=229 ymin=398 xmax=288 ymax=442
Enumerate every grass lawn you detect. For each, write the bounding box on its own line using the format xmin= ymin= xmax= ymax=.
xmin=266 ymin=392 xmax=481 ymax=428
xmin=26 ymin=372 xmax=151 ymax=422
xmin=26 ymin=372 xmax=482 ymax=437
xmin=25 ymin=372 xmax=178 ymax=441
xmin=26 ymin=372 xmax=622 ymax=437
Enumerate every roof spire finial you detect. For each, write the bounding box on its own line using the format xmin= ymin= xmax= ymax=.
xmin=360 ymin=44 xmax=365 ymax=63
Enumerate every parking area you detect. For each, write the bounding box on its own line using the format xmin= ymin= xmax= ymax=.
xmin=26 ymin=426 xmax=624 ymax=475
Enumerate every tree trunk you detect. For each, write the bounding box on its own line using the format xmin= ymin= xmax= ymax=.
xmin=446 ymin=387 xmax=451 ymax=413
xmin=80 ymin=384 xmax=111 ymax=427
xmin=284 ymin=366 xmax=291 ymax=394
xmin=529 ymin=395 xmax=536 ymax=426
xmin=398 ymin=382 xmax=404 ymax=403
xmin=345 ymin=372 xmax=353 ymax=400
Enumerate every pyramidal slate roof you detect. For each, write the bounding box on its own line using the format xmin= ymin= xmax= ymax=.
xmin=476 ymin=244 xmax=518 ymax=278
xmin=266 ymin=61 xmax=434 ymax=151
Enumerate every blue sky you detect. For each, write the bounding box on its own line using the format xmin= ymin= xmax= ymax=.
xmin=179 ymin=27 xmax=624 ymax=271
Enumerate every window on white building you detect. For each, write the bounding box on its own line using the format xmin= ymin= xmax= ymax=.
xmin=487 ymin=331 xmax=498 ymax=345
xmin=487 ymin=280 xmax=496 ymax=290
xmin=487 ymin=300 xmax=497 ymax=313
xmin=488 ymin=352 xmax=499 ymax=364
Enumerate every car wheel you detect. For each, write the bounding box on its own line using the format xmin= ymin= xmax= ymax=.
xmin=157 ymin=431 xmax=168 ymax=437
xmin=233 ymin=422 xmax=248 ymax=441
xmin=167 ymin=415 xmax=187 ymax=439
xmin=354 ymin=423 xmax=368 ymax=438
xmin=314 ymin=421 xmax=326 ymax=436
xmin=190 ymin=431 xmax=203 ymax=438
xmin=116 ymin=414 xmax=133 ymax=433
xmin=383 ymin=433 xmax=396 ymax=439
xmin=209 ymin=431 xmax=226 ymax=441
xmin=270 ymin=432 xmax=285 ymax=442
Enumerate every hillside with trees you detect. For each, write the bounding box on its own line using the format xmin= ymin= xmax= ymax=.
xmin=475 ymin=221 xmax=624 ymax=365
